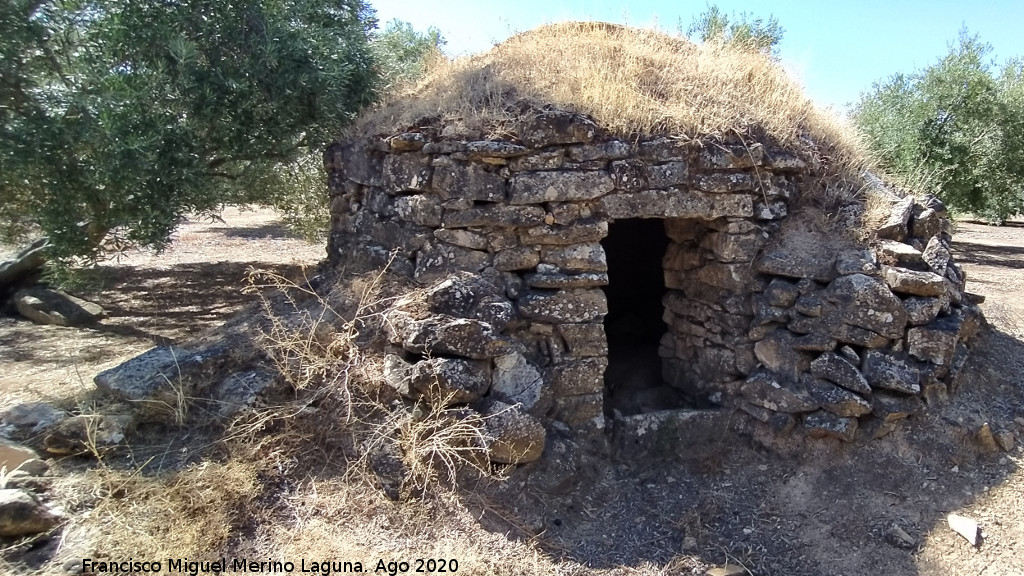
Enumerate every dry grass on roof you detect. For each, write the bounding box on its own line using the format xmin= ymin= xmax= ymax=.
xmin=354 ymin=22 xmax=869 ymax=165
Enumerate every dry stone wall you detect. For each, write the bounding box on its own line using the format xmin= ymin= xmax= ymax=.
xmin=325 ymin=109 xmax=983 ymax=461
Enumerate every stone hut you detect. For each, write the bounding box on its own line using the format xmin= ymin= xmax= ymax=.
xmin=85 ymin=23 xmax=984 ymax=468
xmin=322 ymin=24 xmax=983 ymax=457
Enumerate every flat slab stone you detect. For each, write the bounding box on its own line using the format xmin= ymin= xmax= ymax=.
xmin=740 ymin=371 xmax=819 ymax=413
xmin=803 ymin=410 xmax=858 ymax=441
xmin=509 ymin=171 xmax=614 ymax=204
xmin=14 ymin=287 xmax=105 ymax=326
xmin=884 ymin=266 xmax=946 ymax=297
xmin=863 ymin=350 xmax=921 ymax=394
xmin=518 ymin=289 xmax=608 ymax=323
xmin=597 ymin=189 xmax=752 ymax=220
xmin=810 ymin=352 xmax=871 ymax=394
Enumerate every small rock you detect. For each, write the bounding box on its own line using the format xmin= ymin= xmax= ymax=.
xmin=947 ymin=514 xmax=982 ymax=546
xmin=13 ymin=286 xmax=106 ymax=326
xmin=995 ymin=430 xmax=1015 ymax=452
xmin=479 ymin=401 xmax=546 ymax=464
xmin=886 ymin=523 xmax=917 ymax=549
xmin=803 ymin=410 xmax=858 ymax=441
xmin=0 ymin=402 xmax=66 ymax=437
xmin=706 ymin=564 xmax=747 ymax=576
xmin=1014 ymin=416 xmax=1024 ymax=429
xmin=43 ymin=413 xmax=134 ymax=455
xmin=0 ymin=488 xmax=62 ymax=536
xmin=976 ymin=423 xmax=1000 ymax=454
xmin=682 ymin=536 xmax=698 ymax=551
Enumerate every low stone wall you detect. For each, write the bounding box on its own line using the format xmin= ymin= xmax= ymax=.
xmin=325 ymin=109 xmax=982 ymax=458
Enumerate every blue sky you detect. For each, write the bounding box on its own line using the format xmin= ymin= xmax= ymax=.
xmin=368 ymin=0 xmax=1024 ymax=112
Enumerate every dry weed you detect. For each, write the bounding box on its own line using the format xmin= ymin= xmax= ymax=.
xmin=54 ymin=459 xmax=259 ymax=562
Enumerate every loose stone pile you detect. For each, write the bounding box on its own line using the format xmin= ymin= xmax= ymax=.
xmin=326 ymin=108 xmax=984 ymax=456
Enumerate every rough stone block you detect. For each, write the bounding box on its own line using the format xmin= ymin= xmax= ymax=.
xmin=540 ymin=243 xmax=607 ymax=272
xmin=519 ymin=220 xmax=608 ymax=245
xmin=910 ymin=208 xmax=942 ymax=239
xmin=907 ymin=315 xmax=962 ymax=366
xmin=903 ymin=295 xmax=945 ymax=326
xmin=871 ymin=392 xmax=923 ymax=422
xmin=432 ymin=163 xmax=506 ymax=201
xmin=921 ymin=236 xmax=951 ymax=276
xmin=509 ymin=148 xmax=565 ymax=171
xmin=836 ymin=249 xmax=879 ymax=275
xmin=739 ymin=370 xmax=819 ymax=413
xmin=646 ymin=161 xmax=689 ymax=188
xmin=876 ymin=240 xmax=926 ymax=270
xmin=693 ymin=172 xmax=756 ymax=193
xmin=491 ymin=353 xmax=543 ymax=409
xmin=394 ymin=194 xmax=443 ymax=227
xmin=558 ymin=323 xmax=608 ymax=358
xmin=509 ymin=170 xmax=615 ymax=204
xmin=884 ymin=266 xmax=947 ymax=297
xmin=525 ymin=271 xmax=609 ymax=289
xmin=702 ymin=230 xmax=764 ymax=262
xmin=803 ymin=410 xmax=858 ymax=441
xmin=568 ymin=140 xmax=631 ymax=162
xmin=610 ymin=159 xmax=649 ymax=191
xmin=480 ymin=400 xmax=546 ymax=464
xmin=765 ymin=278 xmax=800 ymax=307
xmin=806 ymin=376 xmax=872 ymax=417
xmin=518 ymin=289 xmax=608 ymax=323
xmin=757 ymin=247 xmax=835 ymax=282
xmin=13 ymin=287 xmax=105 ymax=327
xmin=877 ymin=196 xmax=915 ymax=241
xmin=434 ymin=228 xmax=489 ymax=250
xmin=518 ymin=111 xmax=597 ymax=148
xmin=547 ymin=357 xmax=608 ymax=396
xmin=494 ymin=247 xmax=540 ymax=271
xmin=597 ymin=189 xmax=752 ymax=220
xmin=810 ymin=352 xmax=871 ymax=394
xmin=442 ymin=205 xmax=546 ymax=228
xmin=465 ymin=141 xmax=529 ymax=159
xmin=698 ymin=143 xmax=763 ymax=169
xmin=753 ymin=329 xmax=812 ymax=381
xmin=414 ymin=243 xmax=490 ymax=282
xmin=0 ymin=489 xmax=62 ymax=537
xmin=383 ymin=153 xmax=432 ymax=192
xmin=551 ymin=393 xmax=605 ymax=428
xmin=863 ymin=350 xmax=921 ymax=394
xmin=825 ymin=273 xmax=908 ymax=339
xmin=409 ymin=358 xmax=491 ymax=405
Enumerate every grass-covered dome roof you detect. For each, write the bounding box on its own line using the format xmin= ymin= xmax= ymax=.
xmin=354 ymin=22 xmax=865 ymax=163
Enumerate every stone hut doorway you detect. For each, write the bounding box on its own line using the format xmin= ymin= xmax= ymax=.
xmin=602 ymin=218 xmax=689 ymax=416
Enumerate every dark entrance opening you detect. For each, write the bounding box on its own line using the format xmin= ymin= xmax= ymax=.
xmin=601 ymin=218 xmax=688 ymax=416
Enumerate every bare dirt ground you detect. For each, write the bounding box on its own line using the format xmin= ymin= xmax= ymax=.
xmin=1 ymin=211 xmax=1022 ymax=576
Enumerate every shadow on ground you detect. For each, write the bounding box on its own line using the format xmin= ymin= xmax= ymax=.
xmin=461 ymin=321 xmax=1024 ymax=576
xmin=953 ymin=239 xmax=1024 ymax=271
xmin=0 ymin=261 xmax=315 ymax=365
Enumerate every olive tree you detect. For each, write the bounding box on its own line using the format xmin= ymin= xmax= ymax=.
xmin=0 ymin=0 xmax=378 ymax=291
xmin=853 ymin=31 xmax=1024 ymax=222
xmin=683 ymin=4 xmax=784 ymax=57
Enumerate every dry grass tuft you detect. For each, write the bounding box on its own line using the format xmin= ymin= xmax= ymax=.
xmin=55 ymin=459 xmax=259 ymax=562
xmin=236 ymin=264 xmax=499 ymax=496
xmin=355 ymin=22 xmax=869 ymax=167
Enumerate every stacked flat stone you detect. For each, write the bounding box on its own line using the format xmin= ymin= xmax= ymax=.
xmin=325 ymin=109 xmax=982 ymax=453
